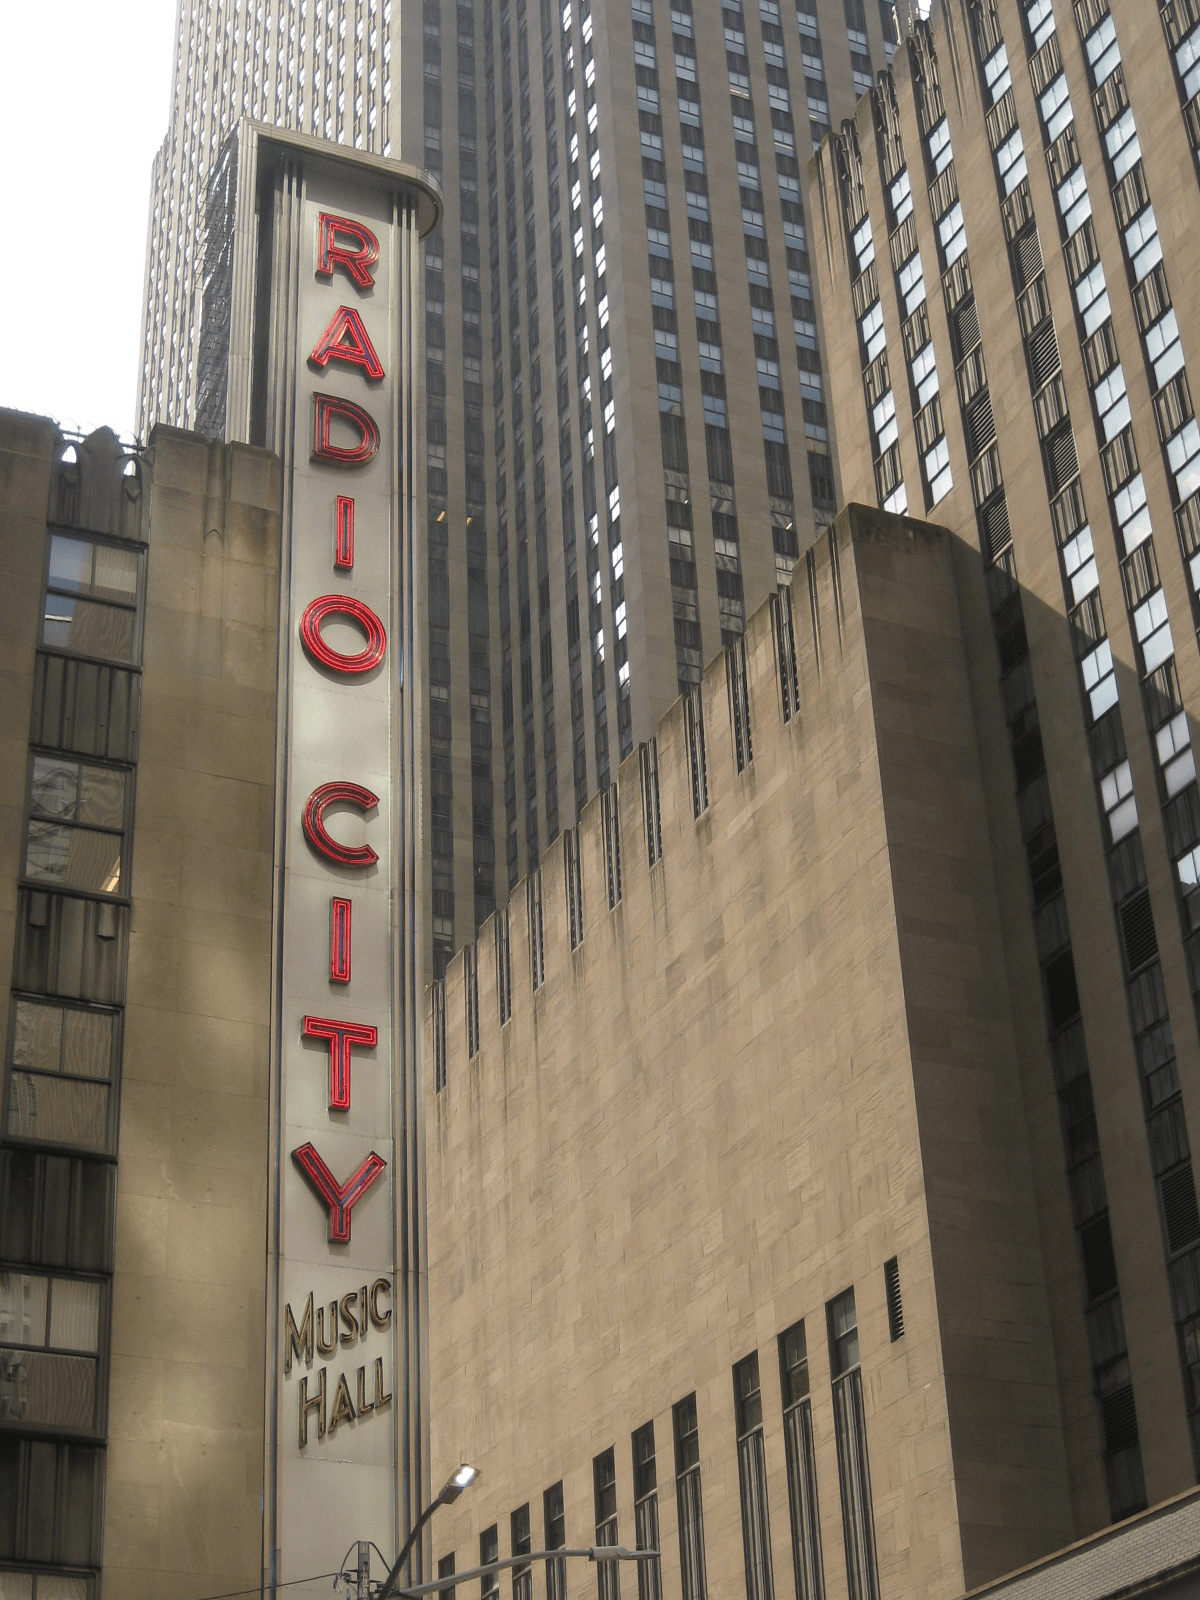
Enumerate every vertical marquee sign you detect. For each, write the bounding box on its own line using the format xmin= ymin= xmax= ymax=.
xmin=233 ymin=129 xmax=441 ymax=1592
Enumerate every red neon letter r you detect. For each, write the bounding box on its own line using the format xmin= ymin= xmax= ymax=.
xmin=316 ymin=213 xmax=379 ymax=289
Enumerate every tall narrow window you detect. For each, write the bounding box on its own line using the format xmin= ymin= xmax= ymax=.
xmin=438 ymin=1554 xmax=456 ymax=1600
xmin=827 ymin=1291 xmax=879 ymax=1600
xmin=602 ymin=785 xmax=623 ymax=908
xmin=673 ymin=1394 xmax=708 ymax=1600
xmin=481 ymin=1526 xmax=500 ymax=1600
xmin=639 ymin=740 xmax=663 ymax=867
xmin=734 ymin=1353 xmax=774 ymax=1600
xmin=529 ymin=869 xmax=545 ymax=990
xmin=594 ymin=1447 xmax=620 ymax=1600
xmin=726 ymin=642 xmax=753 ymax=773
xmin=545 ymin=1481 xmax=567 ymax=1600
xmin=779 ymin=1322 xmax=825 ymax=1600
xmin=465 ymin=943 xmax=480 ymax=1059
xmin=433 ymin=980 xmax=447 ymax=1092
xmin=684 ymin=691 xmax=708 ymax=817
xmin=496 ymin=907 xmax=512 ymax=1025
xmin=565 ymin=830 xmax=584 ymax=949
xmin=512 ymin=1505 xmax=532 ymax=1600
xmin=771 ymin=587 xmax=801 ymax=723
xmin=632 ymin=1422 xmax=663 ymax=1600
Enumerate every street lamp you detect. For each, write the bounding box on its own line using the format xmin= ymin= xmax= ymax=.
xmin=387 ymin=1547 xmax=659 ymax=1600
xmin=377 ymin=1465 xmax=479 ymax=1600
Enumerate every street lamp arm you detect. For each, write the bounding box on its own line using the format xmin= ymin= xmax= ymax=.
xmin=388 ymin=1548 xmax=661 ymax=1599
xmin=377 ymin=1499 xmax=443 ymax=1600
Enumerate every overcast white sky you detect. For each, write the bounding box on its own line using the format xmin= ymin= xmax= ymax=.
xmin=1 ymin=2 xmax=177 ymax=438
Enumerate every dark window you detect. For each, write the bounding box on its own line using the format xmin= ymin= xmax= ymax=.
xmin=778 ymin=1323 xmax=825 ymax=1600
xmin=684 ymin=691 xmax=708 ymax=818
xmin=827 ymin=1291 xmax=879 ymax=1600
xmin=545 ymin=1482 xmax=567 ymax=1600
xmin=640 ymin=741 xmax=663 ymax=868
xmin=734 ymin=1353 xmax=774 ymax=1600
xmin=481 ymin=1526 xmax=500 ymax=1600
xmin=529 ymin=871 xmax=545 ymax=991
xmin=771 ymin=589 xmax=801 ymax=723
xmin=594 ymin=1448 xmax=620 ymax=1600
xmin=565 ymin=830 xmax=584 ymax=950
xmin=465 ymin=944 xmax=480 ymax=1059
xmin=602 ymin=786 xmax=622 ymax=909
xmin=0 ymin=1437 xmax=104 ymax=1565
xmin=433 ymin=981 xmax=447 ymax=1092
xmin=673 ymin=1395 xmax=707 ymax=1600
xmin=496 ymin=910 xmax=512 ymax=1025
xmin=512 ymin=1505 xmax=532 ymax=1600
xmin=632 ymin=1423 xmax=662 ymax=1600
xmin=726 ymin=643 xmax=753 ymax=773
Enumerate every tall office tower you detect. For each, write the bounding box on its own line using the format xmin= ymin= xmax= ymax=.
xmin=138 ymin=0 xmax=395 ymax=434
xmin=403 ymin=0 xmax=902 ymax=969
xmin=813 ymin=0 xmax=1200 ymax=1520
xmin=140 ymin=0 xmax=903 ymax=970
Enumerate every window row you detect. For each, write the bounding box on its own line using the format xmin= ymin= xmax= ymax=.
xmin=440 ymin=1282 xmax=893 ymax=1600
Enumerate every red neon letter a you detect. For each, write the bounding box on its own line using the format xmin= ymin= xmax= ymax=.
xmin=309 ymin=306 xmax=385 ymax=381
xmin=316 ymin=213 xmax=379 ymax=289
xmin=293 ymin=1143 xmax=386 ymax=1243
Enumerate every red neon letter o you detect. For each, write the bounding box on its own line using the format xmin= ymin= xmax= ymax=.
xmin=303 ymin=782 xmax=379 ymax=868
xmin=300 ymin=595 xmax=387 ymax=675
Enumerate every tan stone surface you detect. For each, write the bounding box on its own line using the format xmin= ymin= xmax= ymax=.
xmin=424 ymin=510 xmax=1071 ymax=1600
xmin=104 ymin=432 xmax=280 ymax=1600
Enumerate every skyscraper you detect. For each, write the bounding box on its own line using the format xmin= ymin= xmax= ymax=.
xmin=812 ymin=0 xmax=1200 ymax=1516
xmin=139 ymin=0 xmax=902 ymax=970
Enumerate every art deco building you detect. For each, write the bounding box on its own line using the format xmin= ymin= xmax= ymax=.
xmin=422 ymin=502 xmax=1200 ymax=1600
xmin=138 ymin=0 xmax=903 ymax=971
xmin=810 ymin=0 xmax=1200 ymax=1526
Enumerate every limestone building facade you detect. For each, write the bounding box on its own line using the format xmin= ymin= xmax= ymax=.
xmin=422 ymin=502 xmax=1200 ymax=1600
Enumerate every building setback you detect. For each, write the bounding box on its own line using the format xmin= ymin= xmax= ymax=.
xmin=811 ymin=0 xmax=1200 ymax=1527
xmin=139 ymin=0 xmax=903 ymax=970
xmin=422 ymin=503 xmax=1200 ymax=1600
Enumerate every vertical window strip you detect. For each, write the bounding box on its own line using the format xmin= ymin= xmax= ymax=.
xmin=632 ymin=1423 xmax=663 ymax=1600
xmin=545 ymin=1482 xmax=568 ymax=1600
xmin=529 ymin=869 xmax=546 ymax=991
xmin=602 ymin=784 xmax=623 ymax=908
xmin=726 ymin=641 xmax=754 ymax=772
xmin=512 ymin=1505 xmax=532 ymax=1600
xmin=673 ymin=1395 xmax=708 ymax=1600
xmin=465 ymin=942 xmax=480 ymax=1060
xmin=826 ymin=1291 xmax=879 ymax=1600
xmin=565 ymin=829 xmax=584 ymax=950
xmin=733 ymin=1353 xmax=775 ymax=1600
xmin=496 ymin=908 xmax=512 ymax=1026
xmin=778 ymin=1322 xmax=825 ymax=1600
xmin=433 ymin=979 xmax=447 ymax=1091
xmin=684 ymin=690 xmax=709 ymax=817
xmin=640 ymin=739 xmax=664 ymax=867
xmin=771 ymin=586 xmax=801 ymax=722
xmin=593 ymin=1448 xmax=620 ymax=1600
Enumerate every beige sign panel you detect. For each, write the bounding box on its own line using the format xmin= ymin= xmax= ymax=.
xmin=234 ymin=128 xmax=439 ymax=1590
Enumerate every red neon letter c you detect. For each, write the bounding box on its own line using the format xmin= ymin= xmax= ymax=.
xmin=303 ymin=782 xmax=379 ymax=868
xmin=300 ymin=595 xmax=387 ymax=675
